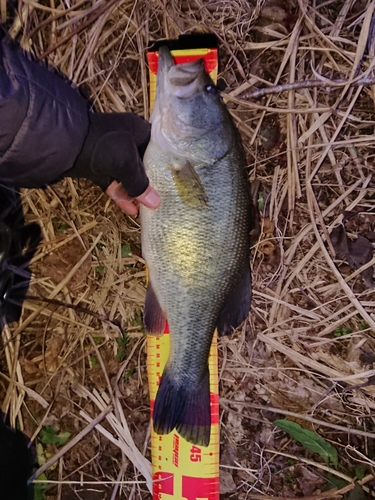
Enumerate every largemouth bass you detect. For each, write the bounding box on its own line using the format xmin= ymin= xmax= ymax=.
xmin=140 ymin=46 xmax=251 ymax=446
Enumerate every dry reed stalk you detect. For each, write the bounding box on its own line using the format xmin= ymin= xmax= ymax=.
xmin=1 ymin=0 xmax=375 ymax=497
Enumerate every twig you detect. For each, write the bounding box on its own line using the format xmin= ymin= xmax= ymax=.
xmin=28 ymin=405 xmax=113 ymax=484
xmin=240 ymin=76 xmax=375 ymax=100
xmin=24 ymin=294 xmax=122 ymax=330
xmin=221 ymin=399 xmax=375 ymax=439
xmin=11 ymin=233 xmax=102 ymax=337
xmin=264 ymin=449 xmax=353 ymax=482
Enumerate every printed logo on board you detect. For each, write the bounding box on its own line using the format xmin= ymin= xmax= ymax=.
xmin=172 ymin=434 xmax=179 ymax=467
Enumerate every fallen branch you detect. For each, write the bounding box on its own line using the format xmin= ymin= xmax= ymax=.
xmin=24 ymin=294 xmax=122 ymax=330
xmin=240 ymin=76 xmax=375 ymax=100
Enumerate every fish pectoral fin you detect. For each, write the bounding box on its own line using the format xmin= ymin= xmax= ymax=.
xmin=217 ymin=265 xmax=252 ymax=336
xmin=169 ymin=161 xmax=208 ymax=208
xmin=143 ymin=282 xmax=167 ymax=335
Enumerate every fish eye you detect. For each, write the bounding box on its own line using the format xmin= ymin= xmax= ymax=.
xmin=205 ymin=84 xmax=218 ymax=95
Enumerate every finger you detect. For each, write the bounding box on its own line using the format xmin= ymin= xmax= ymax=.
xmin=105 ymin=181 xmax=139 ymax=216
xmin=106 ymin=181 xmax=161 ymax=215
xmin=135 ymin=185 xmax=161 ymax=209
xmin=113 ymin=197 xmax=139 ymax=216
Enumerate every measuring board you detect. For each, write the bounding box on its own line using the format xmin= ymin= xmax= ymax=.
xmin=147 ymin=38 xmax=220 ymax=500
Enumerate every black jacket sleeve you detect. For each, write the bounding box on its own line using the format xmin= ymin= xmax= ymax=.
xmin=0 ymin=36 xmax=90 ymax=188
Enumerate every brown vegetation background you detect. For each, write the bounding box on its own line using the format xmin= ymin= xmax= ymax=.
xmin=1 ymin=0 xmax=375 ymax=498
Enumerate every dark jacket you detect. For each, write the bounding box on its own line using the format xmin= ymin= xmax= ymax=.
xmin=0 ymin=37 xmax=90 ymax=187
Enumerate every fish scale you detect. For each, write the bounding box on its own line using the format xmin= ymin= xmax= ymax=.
xmin=140 ymin=46 xmax=251 ymax=446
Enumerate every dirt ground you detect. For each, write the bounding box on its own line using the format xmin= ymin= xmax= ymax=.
xmin=1 ymin=0 xmax=375 ymax=498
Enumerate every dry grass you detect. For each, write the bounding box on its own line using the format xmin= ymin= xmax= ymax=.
xmin=1 ymin=0 xmax=375 ymax=498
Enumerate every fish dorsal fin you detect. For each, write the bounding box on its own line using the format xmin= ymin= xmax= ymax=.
xmin=169 ymin=161 xmax=208 ymax=208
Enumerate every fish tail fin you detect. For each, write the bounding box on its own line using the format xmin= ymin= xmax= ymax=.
xmin=153 ymin=367 xmax=211 ymax=447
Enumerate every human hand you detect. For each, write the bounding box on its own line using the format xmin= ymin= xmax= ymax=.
xmin=67 ymin=112 xmax=160 ymax=215
xmin=106 ymin=181 xmax=160 ymax=216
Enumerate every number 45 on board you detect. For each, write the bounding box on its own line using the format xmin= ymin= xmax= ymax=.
xmin=190 ymin=445 xmax=202 ymax=462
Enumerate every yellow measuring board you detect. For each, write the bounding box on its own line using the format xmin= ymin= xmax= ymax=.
xmin=147 ymin=39 xmax=220 ymax=500
xmin=147 ymin=331 xmax=219 ymax=499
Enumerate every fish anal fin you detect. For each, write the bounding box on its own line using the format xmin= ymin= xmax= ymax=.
xmin=170 ymin=161 xmax=208 ymax=208
xmin=143 ymin=282 xmax=166 ymax=335
xmin=153 ymin=367 xmax=211 ymax=447
xmin=217 ymin=266 xmax=251 ymax=336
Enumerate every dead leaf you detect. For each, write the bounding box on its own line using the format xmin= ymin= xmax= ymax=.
xmin=345 ymin=484 xmax=368 ymax=500
xmin=258 ymin=240 xmax=275 ymax=256
xmin=330 ymin=224 xmax=353 ymax=265
xmin=220 ymin=470 xmax=236 ymax=495
xmin=227 ymin=412 xmax=245 ymax=443
xmin=347 ymin=235 xmax=374 ymax=268
xmin=21 ymin=357 xmax=41 ymax=374
xmin=259 ymin=425 xmax=275 ymax=447
xmin=45 ymin=336 xmax=64 ymax=359
xmin=331 ymin=225 xmax=375 ymax=288
xmin=347 ymin=235 xmax=375 ymax=288
xmin=31 ymin=335 xmax=65 ymax=373
xmin=41 ymin=236 xmax=91 ymax=291
xmin=260 ymin=5 xmax=288 ymax=23
xmin=263 ymin=218 xmax=275 ymax=234
xmin=295 ymin=465 xmax=326 ymax=496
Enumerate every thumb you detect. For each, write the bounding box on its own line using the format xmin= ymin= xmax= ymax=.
xmin=135 ymin=184 xmax=161 ymax=209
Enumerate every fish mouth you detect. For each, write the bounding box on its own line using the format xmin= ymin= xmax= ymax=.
xmin=157 ymin=46 xmax=206 ymax=99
